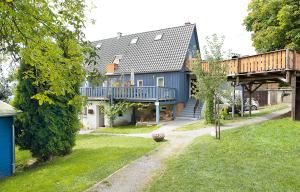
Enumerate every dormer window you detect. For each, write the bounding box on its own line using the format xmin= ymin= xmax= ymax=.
xmin=113 ymin=55 xmax=122 ymax=64
xmin=154 ymin=34 xmax=163 ymax=41
xmin=96 ymin=42 xmax=102 ymax=49
xmin=130 ymin=37 xmax=138 ymax=44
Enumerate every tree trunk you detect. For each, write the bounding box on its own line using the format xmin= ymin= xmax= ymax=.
xmin=205 ymin=93 xmax=215 ymax=124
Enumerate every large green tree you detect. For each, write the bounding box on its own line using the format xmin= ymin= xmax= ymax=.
xmin=244 ymin=0 xmax=300 ymax=52
xmin=0 ymin=0 xmax=96 ymax=160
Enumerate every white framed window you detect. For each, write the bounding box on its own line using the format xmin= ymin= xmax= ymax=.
xmin=137 ymin=80 xmax=143 ymax=87
xmin=156 ymin=77 xmax=164 ymax=87
xmin=113 ymin=55 xmax=122 ymax=64
xmin=130 ymin=37 xmax=139 ymax=44
xmin=154 ymin=34 xmax=163 ymax=41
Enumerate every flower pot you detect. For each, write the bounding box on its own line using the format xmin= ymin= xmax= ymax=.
xmin=152 ymin=133 xmax=165 ymax=142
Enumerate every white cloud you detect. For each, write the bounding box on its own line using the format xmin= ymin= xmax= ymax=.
xmin=84 ymin=0 xmax=256 ymax=56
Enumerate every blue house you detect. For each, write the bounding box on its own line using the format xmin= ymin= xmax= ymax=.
xmin=80 ymin=23 xmax=203 ymax=128
xmin=0 ymin=101 xmax=18 ymax=178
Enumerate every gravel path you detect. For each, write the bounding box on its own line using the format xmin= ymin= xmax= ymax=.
xmin=86 ymin=108 xmax=290 ymax=192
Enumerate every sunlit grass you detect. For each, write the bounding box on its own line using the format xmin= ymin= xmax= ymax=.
xmin=176 ymin=103 xmax=289 ymax=131
xmin=149 ymin=118 xmax=300 ymax=191
xmin=0 ymin=135 xmax=159 ymax=192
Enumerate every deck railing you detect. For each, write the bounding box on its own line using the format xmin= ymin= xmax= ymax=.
xmin=188 ymin=49 xmax=300 ymax=75
xmin=80 ymin=86 xmax=176 ymax=101
xmin=80 ymin=87 xmax=109 ymax=98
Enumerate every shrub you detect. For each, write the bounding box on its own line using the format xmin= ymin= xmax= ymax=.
xmin=220 ymin=107 xmax=229 ymax=120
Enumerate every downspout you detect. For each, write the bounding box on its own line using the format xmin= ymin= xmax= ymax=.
xmin=12 ymin=122 xmax=15 ymax=175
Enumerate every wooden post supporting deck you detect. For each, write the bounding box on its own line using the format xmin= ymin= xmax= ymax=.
xmin=244 ymin=83 xmax=263 ymax=117
xmin=241 ymin=85 xmax=245 ymax=117
xmin=248 ymin=84 xmax=253 ymax=117
xmin=291 ymin=74 xmax=300 ymax=120
xmin=232 ymin=83 xmax=236 ymax=118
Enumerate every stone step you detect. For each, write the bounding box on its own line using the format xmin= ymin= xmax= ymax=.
xmin=176 ymin=117 xmax=199 ymax=120
xmin=180 ymin=112 xmax=201 ymax=115
xmin=179 ymin=112 xmax=201 ymax=116
xmin=179 ymin=99 xmax=204 ymax=119
xmin=181 ymin=110 xmax=201 ymax=113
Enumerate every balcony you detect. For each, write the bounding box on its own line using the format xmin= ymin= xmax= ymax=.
xmin=200 ymin=49 xmax=300 ymax=76
xmin=80 ymin=86 xmax=176 ymax=101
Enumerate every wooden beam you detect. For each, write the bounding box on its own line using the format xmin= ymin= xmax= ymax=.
xmin=236 ymin=76 xmax=240 ymax=84
xmin=244 ymin=83 xmax=251 ymax=92
xmin=248 ymin=83 xmax=253 ymax=117
xmin=291 ymin=74 xmax=296 ymax=120
xmin=286 ymin=71 xmax=291 ymax=84
xmin=234 ymin=74 xmax=286 ymax=82
xmin=286 ymin=49 xmax=290 ymax=70
xmin=252 ymin=84 xmax=263 ymax=92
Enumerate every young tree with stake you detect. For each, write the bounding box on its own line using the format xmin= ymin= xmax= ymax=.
xmin=192 ymin=34 xmax=227 ymax=138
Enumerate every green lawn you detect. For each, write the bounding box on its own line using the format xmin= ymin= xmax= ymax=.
xmin=224 ymin=103 xmax=289 ymax=123
xmin=175 ymin=120 xmax=210 ymax=131
xmin=0 ymin=135 xmax=159 ymax=192
xmin=148 ymin=118 xmax=300 ymax=192
xmin=93 ymin=124 xmax=160 ymax=134
xmin=176 ymin=103 xmax=289 ymax=131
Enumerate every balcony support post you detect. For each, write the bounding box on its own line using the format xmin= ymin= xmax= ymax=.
xmin=172 ymin=103 xmax=176 ymax=120
xmin=155 ymin=100 xmax=160 ymax=124
xmin=241 ymin=84 xmax=245 ymax=117
xmin=291 ymin=73 xmax=300 ymax=120
xmin=155 ymin=86 xmax=160 ymax=124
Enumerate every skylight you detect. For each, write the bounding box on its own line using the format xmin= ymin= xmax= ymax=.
xmin=130 ymin=37 xmax=138 ymax=44
xmin=154 ymin=34 xmax=163 ymax=40
xmin=113 ymin=55 xmax=122 ymax=64
xmin=96 ymin=42 xmax=102 ymax=49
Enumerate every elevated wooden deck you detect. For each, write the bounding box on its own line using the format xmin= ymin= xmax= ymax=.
xmin=228 ymin=50 xmax=299 ymax=75
xmin=199 ymin=49 xmax=300 ymax=84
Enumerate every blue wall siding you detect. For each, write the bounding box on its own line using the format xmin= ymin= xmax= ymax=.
xmin=108 ymin=71 xmax=189 ymax=103
xmin=188 ymin=29 xmax=200 ymax=58
xmin=0 ymin=117 xmax=14 ymax=178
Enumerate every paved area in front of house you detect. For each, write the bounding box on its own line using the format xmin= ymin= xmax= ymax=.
xmin=86 ymin=108 xmax=290 ymax=192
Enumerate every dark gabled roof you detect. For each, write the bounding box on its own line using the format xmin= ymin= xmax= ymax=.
xmin=93 ymin=24 xmax=197 ymax=74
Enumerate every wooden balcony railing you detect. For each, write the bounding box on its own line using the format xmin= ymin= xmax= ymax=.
xmin=80 ymin=87 xmax=109 ymax=98
xmin=192 ymin=49 xmax=300 ymax=76
xmin=80 ymin=86 xmax=176 ymax=101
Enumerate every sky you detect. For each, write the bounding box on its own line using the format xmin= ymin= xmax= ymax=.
xmin=84 ymin=0 xmax=256 ymax=56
